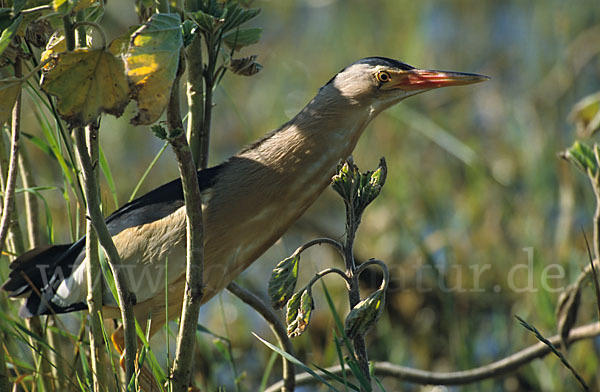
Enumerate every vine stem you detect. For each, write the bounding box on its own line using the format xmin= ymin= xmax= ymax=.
xmin=305 ymin=268 xmax=351 ymax=291
xmin=355 ymin=258 xmax=389 ymax=291
xmin=265 ymin=321 xmax=600 ymax=391
xmin=293 ymin=237 xmax=345 ymax=260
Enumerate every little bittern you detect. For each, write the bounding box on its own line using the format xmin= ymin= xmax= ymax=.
xmin=2 ymin=57 xmax=488 ymax=339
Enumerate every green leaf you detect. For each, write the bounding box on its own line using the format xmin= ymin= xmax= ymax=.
xmin=332 ymin=158 xmax=387 ymax=218
xmin=228 ymin=55 xmax=262 ymax=76
xmin=268 ymin=253 xmax=300 ymax=309
xmin=189 ymin=9 xmax=222 ymax=34
xmin=0 ymin=77 xmax=23 ymax=126
xmin=285 ymin=290 xmax=302 ymax=327
xmin=13 ymin=0 xmax=27 ymax=14
xmin=331 ymin=160 xmax=358 ymax=201
xmin=222 ymin=5 xmax=260 ymax=32
xmin=569 ymin=91 xmax=600 ymax=137
xmin=344 ymin=288 xmax=386 ymax=340
xmin=124 ymin=13 xmax=183 ymax=125
xmin=107 ymin=25 xmax=140 ymax=58
xmin=223 ymin=27 xmax=262 ymax=50
xmin=53 ymin=0 xmax=94 ymax=14
xmin=561 ymin=140 xmax=598 ymax=176
xmin=286 ymin=289 xmax=314 ymax=338
xmin=40 ymin=48 xmax=130 ymax=127
xmin=0 ymin=14 xmax=22 ymax=58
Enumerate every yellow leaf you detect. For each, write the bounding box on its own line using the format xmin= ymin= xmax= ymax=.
xmin=40 ymin=49 xmax=130 ymax=127
xmin=124 ymin=13 xmax=183 ymax=125
xmin=0 ymin=78 xmax=23 ymax=126
xmin=41 ymin=34 xmax=66 ymax=68
xmin=108 ymin=25 xmax=139 ymax=58
xmin=54 ymin=0 xmax=94 ymax=13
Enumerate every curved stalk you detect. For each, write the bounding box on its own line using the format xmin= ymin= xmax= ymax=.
xmin=265 ymin=322 xmax=600 ymax=391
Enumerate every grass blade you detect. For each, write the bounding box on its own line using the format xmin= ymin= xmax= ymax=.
xmin=128 ymin=141 xmax=169 ymax=202
xmin=99 ymin=144 xmax=119 ymax=209
xmin=515 ymin=315 xmax=588 ymax=391
xmin=253 ymin=333 xmax=338 ymax=391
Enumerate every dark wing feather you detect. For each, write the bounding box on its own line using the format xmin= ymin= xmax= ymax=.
xmin=1 ymin=164 xmax=224 ymax=316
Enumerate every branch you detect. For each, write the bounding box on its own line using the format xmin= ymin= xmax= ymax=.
xmin=185 ymin=32 xmax=204 ymax=167
xmin=64 ymin=10 xmax=138 ymax=383
xmin=74 ymin=128 xmax=138 ymax=384
xmin=265 ymin=321 xmax=600 ymax=390
xmin=227 ymin=282 xmax=295 ymax=392
xmin=82 ymin=123 xmax=108 ymax=392
xmin=168 ymin=51 xmax=206 ymax=392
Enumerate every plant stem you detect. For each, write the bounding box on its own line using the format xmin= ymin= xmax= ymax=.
xmin=63 ymin=12 xmax=137 ymax=384
xmin=83 ymin=123 xmax=109 ymax=392
xmin=75 ymin=30 xmax=107 ymax=392
xmin=0 ymin=60 xmax=22 ymax=257
xmin=197 ymin=35 xmax=219 ymax=170
xmin=18 ymin=151 xmax=42 ymax=246
xmin=19 ymin=147 xmax=56 ymax=392
xmin=0 ymin=333 xmax=8 ymax=392
xmin=185 ymin=32 xmax=204 ymax=167
xmin=343 ymin=199 xmax=370 ymax=384
xmin=227 ymin=282 xmax=296 ymax=392
xmin=167 ymin=52 xmax=205 ymax=392
xmin=0 ymin=55 xmax=23 ymax=392
xmin=74 ymin=128 xmax=138 ymax=386
xmin=266 ymin=321 xmax=600 ymax=390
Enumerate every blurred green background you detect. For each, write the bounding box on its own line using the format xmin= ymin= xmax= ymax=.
xmin=7 ymin=0 xmax=600 ymax=390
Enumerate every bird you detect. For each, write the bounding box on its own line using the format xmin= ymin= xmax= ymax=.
xmin=2 ymin=57 xmax=488 ymax=342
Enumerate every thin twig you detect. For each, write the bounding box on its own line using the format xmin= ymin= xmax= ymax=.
xmin=294 ymin=237 xmax=345 ymax=260
xmin=185 ymin=32 xmax=205 ymax=167
xmin=0 ymin=62 xmax=22 ymax=257
xmin=0 ymin=55 xmax=23 ymax=392
xmin=265 ymin=322 xmax=600 ymax=390
xmin=305 ymin=267 xmax=352 ymax=290
xmin=355 ymin=258 xmax=389 ymax=291
xmin=82 ymin=123 xmax=109 ymax=392
xmin=64 ymin=11 xmax=137 ymax=383
xmin=74 ymin=129 xmax=138 ymax=384
xmin=227 ymin=282 xmax=295 ymax=392
xmin=18 ymin=151 xmax=42 ymax=247
xmin=168 ymin=51 xmax=206 ymax=392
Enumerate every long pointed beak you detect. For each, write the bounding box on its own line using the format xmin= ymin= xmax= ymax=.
xmin=386 ymin=69 xmax=490 ymax=91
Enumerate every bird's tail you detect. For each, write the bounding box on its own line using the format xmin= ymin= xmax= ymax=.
xmin=2 ymin=243 xmax=87 ymax=317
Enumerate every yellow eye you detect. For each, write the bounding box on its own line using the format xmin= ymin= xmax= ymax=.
xmin=376 ymin=71 xmax=391 ymax=83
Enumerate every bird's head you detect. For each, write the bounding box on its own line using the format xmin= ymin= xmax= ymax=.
xmin=326 ymin=57 xmax=489 ymax=113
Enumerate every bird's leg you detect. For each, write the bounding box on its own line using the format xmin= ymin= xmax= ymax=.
xmin=111 ymin=326 xmax=160 ymax=391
